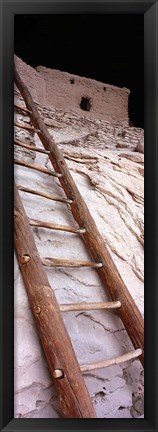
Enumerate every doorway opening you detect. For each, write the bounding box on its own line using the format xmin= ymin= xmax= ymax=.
xmin=80 ymin=97 xmax=91 ymax=111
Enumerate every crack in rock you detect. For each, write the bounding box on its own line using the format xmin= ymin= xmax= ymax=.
xmin=76 ymin=311 xmax=124 ymax=334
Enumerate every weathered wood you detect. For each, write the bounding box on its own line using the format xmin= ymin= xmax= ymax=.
xmin=14 ymin=183 xmax=96 ymax=418
xmin=14 ymin=104 xmax=58 ymax=129
xmin=14 ymin=158 xmax=62 ymax=178
xmin=14 ymin=121 xmax=40 ymax=133
xmin=14 ymin=62 xmax=144 ymax=366
xmin=17 ymin=185 xmax=73 ymax=204
xmin=59 ymin=301 xmax=121 ymax=312
xmin=29 ymin=218 xmax=86 ymax=234
xmin=14 ymin=103 xmax=31 ymax=114
xmin=80 ymin=349 xmax=142 ymax=372
xmin=42 ymin=257 xmax=103 ymax=268
xmin=14 ymin=138 xmax=50 ymax=154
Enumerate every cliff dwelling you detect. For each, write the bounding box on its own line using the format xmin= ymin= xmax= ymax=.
xmin=14 ymin=55 xmax=144 ymax=419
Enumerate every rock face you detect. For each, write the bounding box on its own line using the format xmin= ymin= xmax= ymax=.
xmin=15 ymin=55 xmax=130 ymax=126
xmin=14 ymin=60 xmax=144 ymax=419
xmin=135 ymin=137 xmax=144 ymax=154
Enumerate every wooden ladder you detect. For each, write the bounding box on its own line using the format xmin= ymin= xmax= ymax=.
xmin=14 ymin=62 xmax=144 ymax=418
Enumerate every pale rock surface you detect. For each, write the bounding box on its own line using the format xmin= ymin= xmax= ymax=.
xmin=14 ymin=69 xmax=144 ymax=419
xmin=135 ymin=137 xmax=144 ymax=154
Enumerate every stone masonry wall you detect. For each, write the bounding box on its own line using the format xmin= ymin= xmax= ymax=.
xmin=36 ymin=66 xmax=130 ymax=126
xmin=15 ymin=55 xmax=130 ymax=126
xmin=14 ymin=55 xmax=47 ymax=105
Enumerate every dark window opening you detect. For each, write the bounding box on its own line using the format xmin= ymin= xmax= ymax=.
xmin=70 ymin=78 xmax=75 ymax=84
xmin=80 ymin=97 xmax=91 ymax=111
xmin=103 ymin=86 xmax=106 ymax=91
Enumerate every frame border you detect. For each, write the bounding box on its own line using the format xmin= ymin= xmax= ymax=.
xmin=0 ymin=1 xmax=157 ymax=431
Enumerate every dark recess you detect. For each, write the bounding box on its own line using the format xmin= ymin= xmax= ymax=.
xmin=80 ymin=97 xmax=91 ymax=112
xmin=14 ymin=14 xmax=144 ymax=128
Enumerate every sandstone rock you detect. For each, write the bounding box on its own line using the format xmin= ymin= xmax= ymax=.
xmin=135 ymin=137 xmax=144 ymax=154
xmin=14 ymin=62 xmax=144 ymax=418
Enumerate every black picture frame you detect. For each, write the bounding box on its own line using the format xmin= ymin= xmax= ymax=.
xmin=0 ymin=1 xmax=157 ymax=431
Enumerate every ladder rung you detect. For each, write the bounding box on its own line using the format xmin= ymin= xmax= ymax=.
xmin=59 ymin=301 xmax=121 ymax=312
xmin=29 ymin=218 xmax=86 ymax=234
xmin=17 ymin=185 xmax=73 ymax=204
xmin=42 ymin=257 xmax=103 ymax=268
xmin=14 ymin=159 xmax=62 ymax=178
xmin=14 ymin=121 xmax=40 ymax=133
xmin=14 ymin=103 xmax=31 ymax=114
xmin=14 ymin=139 xmax=50 ymax=155
xmin=80 ymin=349 xmax=142 ymax=372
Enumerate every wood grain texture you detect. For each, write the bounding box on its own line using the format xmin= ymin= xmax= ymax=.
xmin=14 ymin=121 xmax=40 ymax=133
xmin=14 ymin=158 xmax=62 ymax=177
xmin=59 ymin=301 xmax=121 ymax=312
xmin=14 ymin=102 xmax=31 ymax=114
xmin=14 ymin=183 xmax=96 ymax=418
xmin=14 ymin=138 xmax=50 ymax=154
xmin=17 ymin=185 xmax=73 ymax=204
xmin=80 ymin=349 xmax=142 ymax=372
xmin=29 ymin=218 xmax=86 ymax=234
xmin=14 ymin=62 xmax=144 ymax=367
xmin=42 ymin=257 xmax=102 ymax=268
